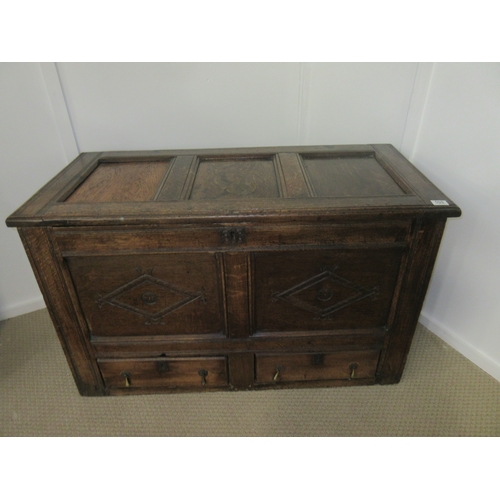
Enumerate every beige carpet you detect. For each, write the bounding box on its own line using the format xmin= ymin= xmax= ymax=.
xmin=1 ymin=308 xmax=499 ymax=436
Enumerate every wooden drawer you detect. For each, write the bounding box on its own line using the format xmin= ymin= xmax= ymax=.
xmin=255 ymin=350 xmax=380 ymax=384
xmin=66 ymin=253 xmax=224 ymax=337
xmin=98 ymin=356 xmax=228 ymax=389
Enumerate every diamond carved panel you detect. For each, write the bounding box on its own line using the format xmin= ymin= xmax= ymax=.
xmin=271 ymin=266 xmax=379 ymax=320
xmin=95 ymin=268 xmax=206 ymax=325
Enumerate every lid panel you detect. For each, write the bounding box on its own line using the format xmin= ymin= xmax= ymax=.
xmin=188 ymin=157 xmax=280 ymax=200
xmin=301 ymin=155 xmax=405 ymax=198
xmin=65 ymin=160 xmax=170 ymax=203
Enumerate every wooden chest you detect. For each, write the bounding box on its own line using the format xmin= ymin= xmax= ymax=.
xmin=6 ymin=145 xmax=461 ymax=396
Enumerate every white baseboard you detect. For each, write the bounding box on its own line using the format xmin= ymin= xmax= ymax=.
xmin=0 ymin=296 xmax=46 ymax=322
xmin=419 ymin=312 xmax=500 ymax=383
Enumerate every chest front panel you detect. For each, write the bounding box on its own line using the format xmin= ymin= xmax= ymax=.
xmin=253 ymin=247 xmax=405 ymax=333
xmin=66 ymin=253 xmax=224 ymax=337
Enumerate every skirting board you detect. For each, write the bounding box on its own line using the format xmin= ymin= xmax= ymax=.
xmin=0 ymin=296 xmax=46 ymax=322
xmin=419 ymin=312 xmax=500 ymax=383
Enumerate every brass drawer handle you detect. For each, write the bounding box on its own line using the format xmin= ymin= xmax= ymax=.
xmin=273 ymin=365 xmax=284 ymax=381
xmin=349 ymin=363 xmax=359 ymax=380
xmin=121 ymin=371 xmax=131 ymax=387
xmin=198 ymin=369 xmax=208 ymax=386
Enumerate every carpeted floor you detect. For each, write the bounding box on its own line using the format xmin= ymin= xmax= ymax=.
xmin=1 ymin=308 xmax=499 ymax=436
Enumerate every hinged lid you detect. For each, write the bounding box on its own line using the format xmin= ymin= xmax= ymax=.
xmin=6 ymin=144 xmax=461 ymax=227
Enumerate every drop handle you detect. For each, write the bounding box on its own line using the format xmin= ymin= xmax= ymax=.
xmin=198 ymin=369 xmax=208 ymax=386
xmin=121 ymin=371 xmax=131 ymax=387
xmin=349 ymin=363 xmax=359 ymax=380
xmin=273 ymin=366 xmax=283 ymax=381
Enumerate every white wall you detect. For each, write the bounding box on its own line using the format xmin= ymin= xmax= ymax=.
xmin=56 ymin=63 xmax=303 ymax=150
xmin=55 ymin=62 xmax=418 ymax=150
xmin=2 ymin=62 xmax=499 ymax=381
xmin=0 ymin=63 xmax=77 ymax=319
xmin=301 ymin=62 xmax=418 ymax=145
xmin=410 ymin=63 xmax=500 ymax=380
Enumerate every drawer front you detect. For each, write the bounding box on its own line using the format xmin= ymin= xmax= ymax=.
xmin=98 ymin=356 xmax=228 ymax=389
xmin=66 ymin=253 xmax=223 ymax=337
xmin=255 ymin=350 xmax=380 ymax=384
xmin=253 ymin=247 xmax=404 ymax=333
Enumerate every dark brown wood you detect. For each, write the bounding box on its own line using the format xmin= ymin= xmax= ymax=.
xmin=52 ymin=221 xmax=411 ymax=255
xmin=228 ymin=353 xmax=254 ymax=390
xmin=98 ymin=356 xmax=228 ymax=390
xmin=66 ymin=253 xmax=224 ymax=337
xmin=255 ymin=350 xmax=380 ymax=385
xmin=5 ymin=145 xmax=460 ymax=228
xmin=223 ymin=253 xmax=251 ymax=338
xmin=90 ymin=330 xmax=386 ymax=357
xmin=277 ymin=153 xmax=313 ymax=198
xmin=155 ymin=155 xmax=196 ymax=201
xmin=301 ymin=154 xmax=406 ymax=198
xmin=253 ymin=247 xmax=405 ymax=333
xmin=189 ymin=156 xmax=280 ymax=200
xmin=18 ymin=227 xmax=103 ymax=396
xmin=5 ymin=144 xmax=461 ymax=396
xmin=376 ymin=217 xmax=447 ymax=384
xmin=66 ymin=160 xmax=170 ymax=203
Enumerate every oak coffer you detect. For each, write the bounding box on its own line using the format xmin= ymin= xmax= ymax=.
xmin=6 ymin=145 xmax=461 ymax=396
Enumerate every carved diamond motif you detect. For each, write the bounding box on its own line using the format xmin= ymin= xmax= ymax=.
xmin=96 ymin=269 xmax=206 ymax=325
xmin=271 ymin=266 xmax=378 ymax=320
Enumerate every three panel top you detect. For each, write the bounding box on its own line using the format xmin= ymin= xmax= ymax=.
xmin=6 ymin=144 xmax=461 ymax=226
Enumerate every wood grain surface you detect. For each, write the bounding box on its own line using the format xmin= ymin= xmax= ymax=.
xmin=66 ymin=161 xmax=170 ymax=203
